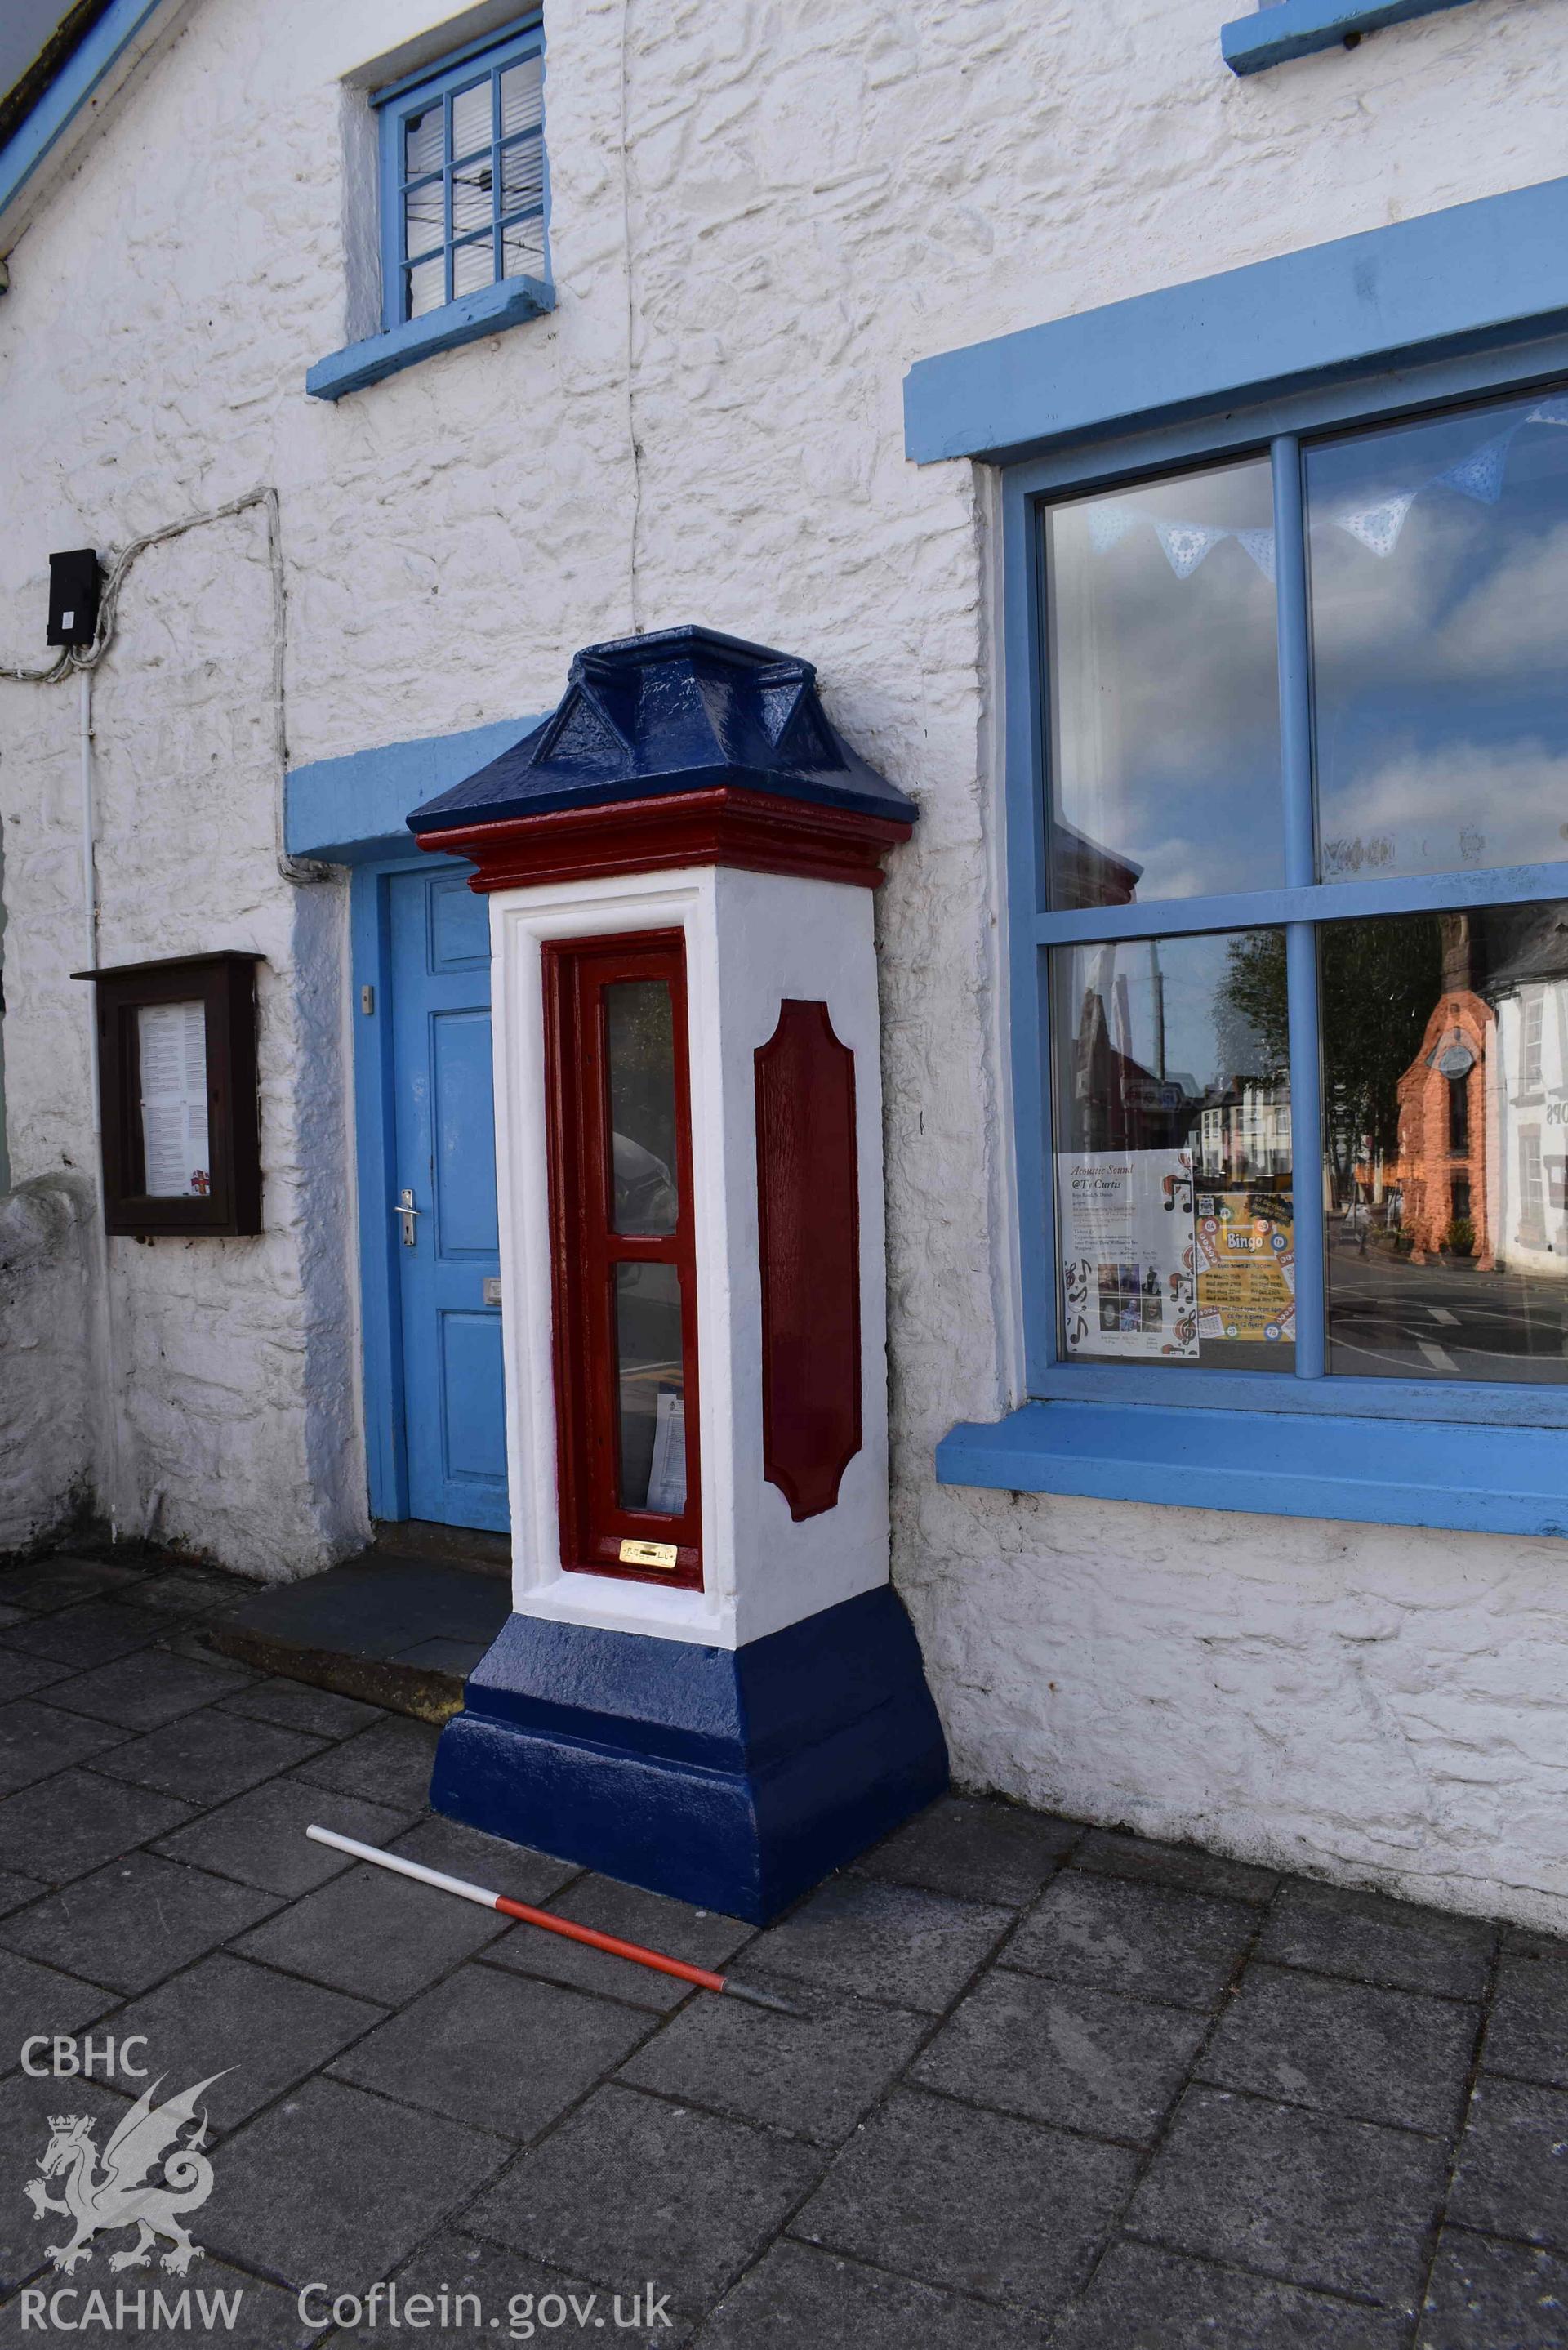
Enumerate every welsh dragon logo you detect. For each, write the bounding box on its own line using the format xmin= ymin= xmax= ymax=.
xmin=24 ymin=2072 xmax=226 ymax=2276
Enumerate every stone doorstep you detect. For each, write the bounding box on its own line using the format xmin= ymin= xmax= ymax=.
xmin=205 ymin=1555 xmax=512 ymax=1728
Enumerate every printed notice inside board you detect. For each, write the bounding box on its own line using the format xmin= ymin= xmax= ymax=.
xmin=1195 ymin=1193 xmax=1294 ymax=1344
xmin=138 ymin=1001 xmax=210 ymax=1198
xmin=1058 ymin=1150 xmax=1197 ymax=1359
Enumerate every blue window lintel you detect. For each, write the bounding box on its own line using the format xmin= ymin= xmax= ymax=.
xmin=1222 ymin=0 xmax=1478 ymax=76
xmin=937 ymin=1402 xmax=1568 ymax=1541
xmin=305 ymin=274 xmax=554 ymax=403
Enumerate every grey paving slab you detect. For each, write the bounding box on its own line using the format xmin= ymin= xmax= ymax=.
xmin=1199 ymin=1961 xmax=1479 ymax=2134
xmin=0 ymin=1558 xmax=146 ymax=1613
xmin=465 ymin=2083 xmax=820 ymax=2307
xmin=619 ymin=1970 xmax=927 ymax=2144
xmin=332 ymin=1960 xmax=652 ymax=2140
xmin=1449 ymin=2075 xmax=1568 ymax=2252
xmin=220 ymin=1677 xmax=384 ymax=1738
xmin=105 ymin=1951 xmax=385 ymax=2129
xmin=0 ymin=1768 xmax=194 ymax=1885
xmin=1481 ymin=1955 xmax=1568 ymax=2090
xmin=1503 ymin=1924 xmax=1568 ymax=1963
xmin=1419 ymin=2225 xmax=1568 ymax=2349
xmin=0 ymin=1700 xmax=127 ymax=1796
xmin=1054 ymin=2240 xmax=1411 ymax=2349
xmin=42 ymin=1647 xmax=252 ymax=1730
xmin=0 ymin=1871 xmax=45 ymax=1920
xmin=110 ymin=1567 xmax=254 ymax=1618
xmin=791 ymin=2084 xmax=1136 ymax=2316
xmin=853 ymin=1793 xmax=1081 ymax=1906
xmin=0 ymin=1652 xmax=69 ymax=1705
xmin=0 ymin=1850 xmax=281 ymax=1994
xmin=696 ymin=2239 xmax=1050 ymax=2350
xmin=0 ymin=2256 xmax=319 ymax=2348
xmin=6 ymin=1601 xmax=177 ymax=1668
xmin=291 ymin=1713 xmax=442 ymax=1809
xmin=91 ymin=1708 xmax=327 ymax=1804
xmin=152 ymin=1778 xmax=417 ymax=1897
xmin=0 ymin=2069 xmax=134 ymax=2291
xmin=1005 ymin=1870 xmax=1254 ymax=2012
xmin=911 ymin=1964 xmax=1205 ymax=2145
xmin=203 ymin=2074 xmax=506 ymax=2297
xmin=231 ymin=1854 xmax=510 ymax=2002
xmin=0 ymin=1944 xmax=118 ymax=2052
xmin=390 ymin=1811 xmax=580 ymax=1902
xmin=1072 ymin=1825 xmax=1281 ymax=1906
xmin=357 ymin=2227 xmax=697 ymax=2350
xmin=741 ymin=1875 xmax=1010 ymax=2013
xmin=1261 ymin=1881 xmax=1495 ymax=2001
xmin=483 ymin=1872 xmax=751 ymax=2012
xmin=1126 ymin=2084 xmax=1451 ymax=2307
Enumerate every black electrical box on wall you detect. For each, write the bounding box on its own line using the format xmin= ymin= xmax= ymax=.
xmin=47 ymin=548 xmax=101 ymax=648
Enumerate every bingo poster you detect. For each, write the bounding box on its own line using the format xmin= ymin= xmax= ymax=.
xmin=1058 ymin=1150 xmax=1198 ymax=1360
xmin=1195 ymin=1195 xmax=1295 ymax=1344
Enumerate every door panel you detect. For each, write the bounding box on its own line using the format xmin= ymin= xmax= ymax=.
xmin=389 ymin=868 xmax=509 ymax=1530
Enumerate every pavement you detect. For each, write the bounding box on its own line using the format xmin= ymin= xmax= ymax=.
xmin=1 ymin=1549 xmax=1566 ymax=2347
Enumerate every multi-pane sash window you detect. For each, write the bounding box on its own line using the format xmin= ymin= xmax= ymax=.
xmin=1034 ymin=381 xmax=1568 ymax=1397
xmin=376 ymin=23 xmax=546 ymax=328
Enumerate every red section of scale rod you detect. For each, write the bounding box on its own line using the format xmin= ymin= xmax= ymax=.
xmin=490 ymin=1892 xmax=728 ymax=1992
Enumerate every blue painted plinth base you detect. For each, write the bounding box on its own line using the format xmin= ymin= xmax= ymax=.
xmin=430 ymin=1584 xmax=949 ymax=1924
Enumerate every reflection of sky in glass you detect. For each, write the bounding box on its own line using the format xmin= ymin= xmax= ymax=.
xmin=1307 ymin=390 xmax=1568 ymax=882
xmin=1052 ymin=931 xmax=1278 ymax=1148
xmin=1045 ymin=458 xmax=1281 ymax=907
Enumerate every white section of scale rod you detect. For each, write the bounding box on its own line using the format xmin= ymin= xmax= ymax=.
xmin=305 ymin=1823 xmax=499 ymax=1908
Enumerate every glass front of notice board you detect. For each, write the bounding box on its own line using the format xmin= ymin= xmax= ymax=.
xmin=137 ymin=1001 xmax=211 ymax=1198
xmin=1050 ymin=930 xmax=1295 ymax=1370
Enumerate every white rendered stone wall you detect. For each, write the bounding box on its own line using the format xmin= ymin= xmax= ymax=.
xmin=0 ymin=0 xmax=1565 ymax=1906
xmin=0 ymin=1175 xmax=94 ymax=1552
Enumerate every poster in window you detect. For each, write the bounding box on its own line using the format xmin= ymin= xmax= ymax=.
xmin=137 ymin=1001 xmax=210 ymax=1198
xmin=1058 ymin=1149 xmax=1197 ymax=1359
xmin=1194 ymin=1196 xmax=1295 ymax=1344
xmin=644 ymin=1389 xmax=688 ymax=1514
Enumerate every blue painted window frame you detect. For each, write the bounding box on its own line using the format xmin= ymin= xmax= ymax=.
xmin=1000 ymin=332 xmax=1568 ymax=1438
xmin=374 ymin=16 xmax=549 ymax=334
xmin=1221 ymin=0 xmax=1479 ymax=76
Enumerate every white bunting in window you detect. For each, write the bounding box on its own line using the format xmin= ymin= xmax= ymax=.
xmin=138 ymin=1001 xmax=209 ymax=1198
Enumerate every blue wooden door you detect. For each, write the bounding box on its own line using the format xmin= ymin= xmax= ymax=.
xmin=388 ymin=867 xmax=509 ymax=1530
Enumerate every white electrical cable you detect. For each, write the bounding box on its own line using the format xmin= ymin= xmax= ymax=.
xmin=78 ymin=665 xmax=124 ymax=1541
xmin=1 ymin=487 xmax=326 ymax=1545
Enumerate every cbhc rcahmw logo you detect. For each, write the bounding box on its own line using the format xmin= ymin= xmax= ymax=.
xmin=16 ymin=2031 xmax=234 ymax=2331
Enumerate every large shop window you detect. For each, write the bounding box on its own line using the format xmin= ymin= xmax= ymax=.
xmin=968 ymin=374 xmax=1568 ymax=1530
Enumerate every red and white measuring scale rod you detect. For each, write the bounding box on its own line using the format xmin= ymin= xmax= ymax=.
xmin=305 ymin=1825 xmax=800 ymax=2013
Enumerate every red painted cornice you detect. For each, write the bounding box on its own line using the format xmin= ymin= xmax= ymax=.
xmin=419 ymin=784 xmax=913 ymax=894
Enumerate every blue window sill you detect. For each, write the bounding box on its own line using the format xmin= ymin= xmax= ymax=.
xmin=305 ymin=275 xmax=555 ymax=403
xmin=937 ymin=1400 xmax=1568 ymax=1540
xmin=1222 ymin=0 xmax=1477 ymax=74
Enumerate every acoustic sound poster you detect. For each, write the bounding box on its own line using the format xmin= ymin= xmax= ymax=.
xmin=1058 ymin=1150 xmax=1198 ymax=1360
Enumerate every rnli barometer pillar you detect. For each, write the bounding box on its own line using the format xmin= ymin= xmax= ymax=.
xmin=407 ymin=627 xmax=947 ymax=1923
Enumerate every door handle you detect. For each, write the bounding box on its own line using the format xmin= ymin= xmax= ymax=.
xmin=394 ymin=1189 xmax=421 ymax=1246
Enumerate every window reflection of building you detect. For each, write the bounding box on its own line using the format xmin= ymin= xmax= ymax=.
xmin=1198 ymin=1083 xmax=1292 ymax=1182
xmin=1068 ymin=973 xmax=1291 ymax=1196
xmin=1051 ymin=820 xmax=1141 ymax=912
xmin=1382 ymin=910 xmax=1568 ymax=1274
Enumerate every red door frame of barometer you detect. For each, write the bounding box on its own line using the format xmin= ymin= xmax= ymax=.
xmin=541 ymin=929 xmax=703 ymax=1590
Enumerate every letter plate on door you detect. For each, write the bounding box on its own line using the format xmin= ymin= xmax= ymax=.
xmin=483 ymin=1277 xmax=502 ymax=1307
